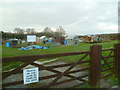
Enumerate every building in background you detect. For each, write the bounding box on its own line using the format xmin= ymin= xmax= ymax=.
xmin=53 ymin=36 xmax=65 ymax=45
xmin=96 ymin=33 xmax=119 ymax=41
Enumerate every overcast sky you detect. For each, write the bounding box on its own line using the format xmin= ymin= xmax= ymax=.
xmin=0 ymin=0 xmax=119 ymax=36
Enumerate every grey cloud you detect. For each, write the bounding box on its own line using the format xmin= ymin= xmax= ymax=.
xmin=0 ymin=2 xmax=118 ymax=35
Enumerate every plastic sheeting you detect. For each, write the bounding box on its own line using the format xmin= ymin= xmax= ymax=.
xmin=18 ymin=45 xmax=50 ymax=50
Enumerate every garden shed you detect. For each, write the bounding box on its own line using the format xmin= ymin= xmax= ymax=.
xmin=53 ymin=36 xmax=65 ymax=45
xmin=39 ymin=36 xmax=49 ymax=44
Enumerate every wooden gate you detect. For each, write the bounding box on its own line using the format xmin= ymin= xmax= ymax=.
xmin=1 ymin=44 xmax=120 ymax=88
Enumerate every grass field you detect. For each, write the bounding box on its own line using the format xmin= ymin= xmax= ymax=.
xmin=2 ymin=40 xmax=119 ymax=71
xmin=2 ymin=40 xmax=119 ymax=57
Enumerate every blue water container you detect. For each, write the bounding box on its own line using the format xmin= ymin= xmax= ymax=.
xmin=64 ymin=40 xmax=67 ymax=45
xmin=6 ymin=42 xmax=11 ymax=47
xmin=48 ymin=40 xmax=52 ymax=43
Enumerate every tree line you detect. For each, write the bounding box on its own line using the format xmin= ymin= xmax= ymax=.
xmin=1 ymin=26 xmax=66 ymax=40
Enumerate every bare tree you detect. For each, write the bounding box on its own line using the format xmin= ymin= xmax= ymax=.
xmin=31 ymin=29 xmax=36 ymax=34
xmin=43 ymin=26 xmax=52 ymax=33
xmin=55 ymin=26 xmax=66 ymax=36
xmin=14 ymin=28 xmax=24 ymax=34
xmin=26 ymin=28 xmax=36 ymax=34
xmin=14 ymin=28 xmax=20 ymax=33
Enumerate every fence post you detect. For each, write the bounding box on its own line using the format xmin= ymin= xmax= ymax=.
xmin=89 ymin=45 xmax=102 ymax=88
xmin=114 ymin=44 xmax=120 ymax=80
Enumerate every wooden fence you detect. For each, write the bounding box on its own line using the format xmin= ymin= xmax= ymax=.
xmin=1 ymin=44 xmax=120 ymax=88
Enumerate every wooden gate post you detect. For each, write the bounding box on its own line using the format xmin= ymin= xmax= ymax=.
xmin=114 ymin=44 xmax=120 ymax=80
xmin=89 ymin=45 xmax=102 ymax=88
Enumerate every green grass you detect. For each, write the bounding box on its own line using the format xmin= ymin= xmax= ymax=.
xmin=2 ymin=40 xmax=119 ymax=71
xmin=2 ymin=40 xmax=119 ymax=58
xmin=2 ymin=43 xmax=91 ymax=57
xmin=2 ymin=62 xmax=22 ymax=71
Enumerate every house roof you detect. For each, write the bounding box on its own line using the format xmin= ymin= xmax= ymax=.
xmin=40 ymin=36 xmax=46 ymax=39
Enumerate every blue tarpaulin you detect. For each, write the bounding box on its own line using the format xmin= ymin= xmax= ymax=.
xmin=18 ymin=45 xmax=50 ymax=50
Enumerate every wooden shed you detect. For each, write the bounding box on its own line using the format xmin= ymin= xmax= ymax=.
xmin=53 ymin=36 xmax=65 ymax=44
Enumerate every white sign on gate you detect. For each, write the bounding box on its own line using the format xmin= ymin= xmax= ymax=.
xmin=23 ymin=67 xmax=39 ymax=84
